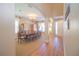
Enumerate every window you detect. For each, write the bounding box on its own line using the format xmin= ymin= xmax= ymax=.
xmin=15 ymin=19 xmax=19 ymax=33
xmin=38 ymin=22 xmax=45 ymax=32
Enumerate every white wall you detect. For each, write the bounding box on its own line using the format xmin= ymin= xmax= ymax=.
xmin=0 ymin=4 xmax=15 ymax=56
xmin=64 ymin=4 xmax=79 ymax=56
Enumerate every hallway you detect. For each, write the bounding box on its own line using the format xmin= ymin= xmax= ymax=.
xmin=15 ymin=3 xmax=64 ymax=56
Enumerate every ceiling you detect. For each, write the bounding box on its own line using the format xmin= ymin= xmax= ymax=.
xmin=15 ymin=3 xmax=64 ymax=21
xmin=30 ymin=3 xmax=64 ymax=17
xmin=15 ymin=4 xmax=45 ymax=21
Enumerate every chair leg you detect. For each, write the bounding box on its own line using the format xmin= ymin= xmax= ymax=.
xmin=18 ymin=38 xmax=20 ymax=44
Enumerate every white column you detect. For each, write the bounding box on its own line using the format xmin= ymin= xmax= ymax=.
xmin=54 ymin=20 xmax=58 ymax=36
xmin=45 ymin=17 xmax=49 ymax=43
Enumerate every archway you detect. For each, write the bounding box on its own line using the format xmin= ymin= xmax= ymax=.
xmin=15 ymin=4 xmax=48 ymax=56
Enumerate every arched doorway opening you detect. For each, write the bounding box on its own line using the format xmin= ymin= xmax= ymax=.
xmin=15 ymin=4 xmax=47 ymax=55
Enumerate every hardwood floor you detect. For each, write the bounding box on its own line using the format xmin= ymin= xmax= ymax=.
xmin=16 ymin=33 xmax=64 ymax=56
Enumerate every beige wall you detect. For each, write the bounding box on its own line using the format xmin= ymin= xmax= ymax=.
xmin=0 ymin=4 xmax=15 ymax=55
xmin=64 ymin=4 xmax=79 ymax=56
xmin=18 ymin=18 xmax=34 ymax=31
